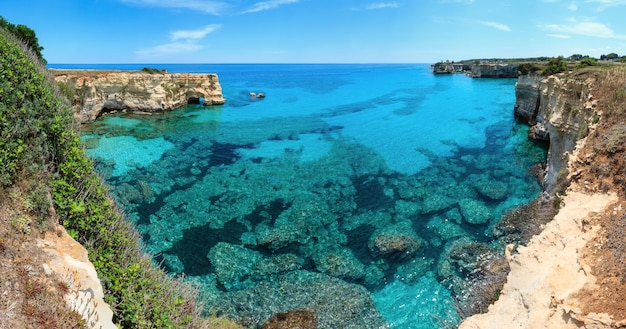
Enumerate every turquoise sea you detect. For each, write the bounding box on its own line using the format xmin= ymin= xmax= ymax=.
xmin=50 ymin=63 xmax=547 ymax=328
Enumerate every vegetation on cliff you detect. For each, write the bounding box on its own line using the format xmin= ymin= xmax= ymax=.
xmin=0 ymin=15 xmax=45 ymax=64
xmin=0 ymin=22 xmax=240 ymax=329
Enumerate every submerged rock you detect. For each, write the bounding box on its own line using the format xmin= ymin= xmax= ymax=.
xmin=262 ymin=309 xmax=316 ymax=329
xmin=368 ymin=222 xmax=425 ymax=260
xmin=469 ymin=175 xmax=509 ymax=200
xmin=253 ymin=254 xmax=303 ymax=276
xmin=208 ymin=242 xmax=263 ymax=291
xmin=421 ymin=193 xmax=456 ymax=214
xmin=313 ymin=247 xmax=366 ymax=281
xmin=218 ymin=270 xmax=388 ymax=329
xmin=458 ymin=198 xmax=493 ymax=224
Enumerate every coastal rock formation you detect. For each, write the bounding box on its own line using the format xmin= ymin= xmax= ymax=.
xmin=459 ymin=191 xmax=618 ymax=329
xmin=513 ymin=74 xmax=541 ymax=121
xmin=514 ymin=74 xmax=595 ymax=194
xmin=460 ymin=68 xmax=626 ymax=328
xmin=432 ymin=63 xmax=519 ymax=78
xmin=38 ymin=224 xmax=116 ymax=329
xmin=432 ymin=62 xmax=467 ymax=74
xmin=52 ymin=70 xmax=226 ymax=123
xmin=470 ymin=64 xmax=518 ymax=78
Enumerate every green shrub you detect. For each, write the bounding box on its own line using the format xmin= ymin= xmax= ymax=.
xmin=542 ymin=56 xmax=568 ymax=76
xmin=141 ymin=67 xmax=167 ymax=74
xmin=517 ymin=62 xmax=541 ymax=75
xmin=576 ymin=57 xmax=598 ymax=69
xmin=0 ymin=16 xmax=45 ymax=64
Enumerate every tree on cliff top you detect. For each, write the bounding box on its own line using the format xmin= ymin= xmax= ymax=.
xmin=0 ymin=16 xmax=45 ymax=64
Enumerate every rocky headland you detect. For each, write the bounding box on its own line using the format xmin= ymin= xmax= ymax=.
xmin=52 ymin=70 xmax=226 ymax=123
xmin=461 ymin=67 xmax=626 ymax=328
xmin=432 ymin=62 xmax=518 ymax=78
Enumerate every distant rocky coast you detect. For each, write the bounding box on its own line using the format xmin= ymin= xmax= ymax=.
xmin=432 ymin=62 xmax=518 ymax=78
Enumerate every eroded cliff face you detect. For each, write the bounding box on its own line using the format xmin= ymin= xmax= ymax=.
xmin=470 ymin=64 xmax=518 ymax=78
xmin=53 ymin=71 xmax=226 ymax=123
xmin=460 ymin=71 xmax=626 ymax=329
xmin=514 ymin=74 xmax=596 ymax=194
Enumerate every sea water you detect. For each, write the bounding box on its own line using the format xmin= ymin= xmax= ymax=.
xmin=54 ymin=63 xmax=547 ymax=328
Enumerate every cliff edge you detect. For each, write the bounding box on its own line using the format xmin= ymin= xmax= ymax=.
xmin=52 ymin=70 xmax=226 ymax=123
xmin=461 ymin=66 xmax=626 ymax=328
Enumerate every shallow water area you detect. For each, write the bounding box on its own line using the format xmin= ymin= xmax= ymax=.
xmin=74 ymin=63 xmax=547 ymax=328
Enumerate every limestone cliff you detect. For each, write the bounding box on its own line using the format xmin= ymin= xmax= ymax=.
xmin=432 ymin=63 xmax=519 ymax=78
xmin=460 ymin=69 xmax=626 ymax=329
xmin=514 ymin=74 xmax=596 ymax=194
xmin=470 ymin=64 xmax=518 ymax=78
xmin=52 ymin=70 xmax=226 ymax=123
xmin=432 ymin=62 xmax=467 ymax=74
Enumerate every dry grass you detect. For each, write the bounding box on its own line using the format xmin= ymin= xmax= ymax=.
xmin=0 ymin=181 xmax=87 ymax=329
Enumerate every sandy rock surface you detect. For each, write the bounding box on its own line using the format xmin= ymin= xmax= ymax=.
xmin=459 ymin=191 xmax=617 ymax=329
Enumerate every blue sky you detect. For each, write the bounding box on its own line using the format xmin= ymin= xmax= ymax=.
xmin=2 ymin=0 xmax=626 ymax=63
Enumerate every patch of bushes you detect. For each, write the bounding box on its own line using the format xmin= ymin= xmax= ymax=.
xmin=542 ymin=56 xmax=568 ymax=76
xmin=576 ymin=57 xmax=598 ymax=69
xmin=141 ymin=67 xmax=168 ymax=74
xmin=0 ymin=15 xmax=45 ymax=64
xmin=517 ymin=62 xmax=541 ymax=75
xmin=598 ymin=124 xmax=626 ymax=154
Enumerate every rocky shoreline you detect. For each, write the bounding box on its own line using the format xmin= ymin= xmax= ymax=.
xmin=51 ymin=70 xmax=226 ymax=124
xmin=461 ymin=68 xmax=626 ymax=328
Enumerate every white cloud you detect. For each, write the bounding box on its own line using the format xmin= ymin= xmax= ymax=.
xmin=568 ymin=2 xmax=578 ymax=10
xmin=586 ymin=0 xmax=626 ymax=10
xmin=121 ymin=0 xmax=228 ymax=14
xmin=439 ymin=0 xmax=475 ymax=3
xmin=135 ymin=41 xmax=204 ymax=57
xmin=170 ymin=24 xmax=221 ymax=41
xmin=242 ymin=0 xmax=299 ymax=14
xmin=547 ymin=34 xmax=572 ymax=38
xmin=365 ymin=2 xmax=400 ymax=9
xmin=479 ymin=21 xmax=511 ymax=32
xmin=539 ymin=20 xmax=626 ymax=38
xmin=136 ymin=24 xmax=220 ymax=58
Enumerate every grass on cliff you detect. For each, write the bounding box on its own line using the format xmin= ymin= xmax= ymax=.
xmin=0 ymin=26 xmax=241 ymax=329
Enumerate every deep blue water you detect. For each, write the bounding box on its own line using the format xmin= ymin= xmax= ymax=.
xmin=52 ymin=63 xmax=547 ymax=328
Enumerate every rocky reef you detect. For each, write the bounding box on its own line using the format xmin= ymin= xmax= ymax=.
xmin=52 ymin=70 xmax=226 ymax=123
